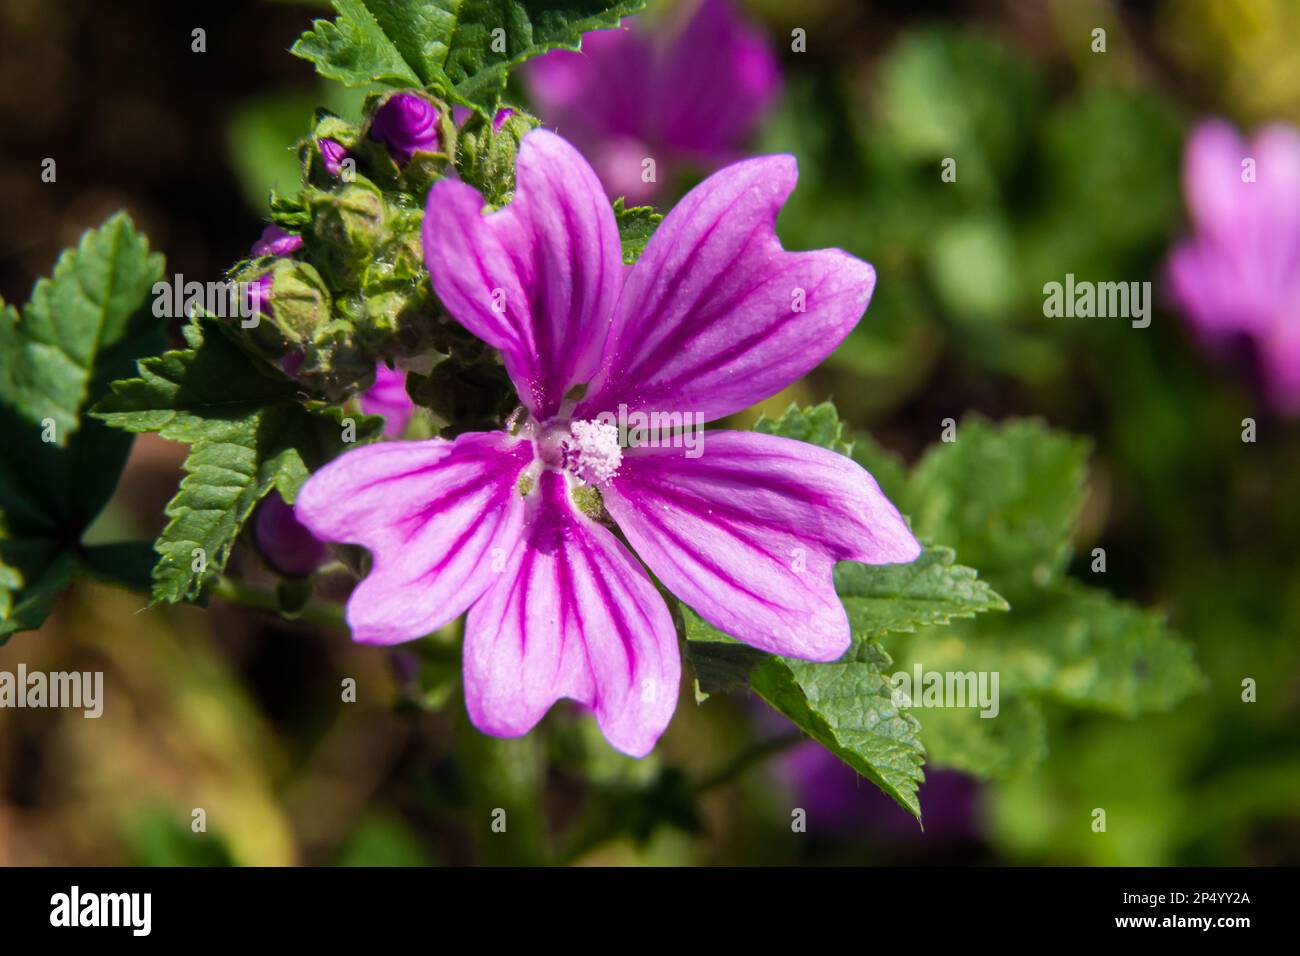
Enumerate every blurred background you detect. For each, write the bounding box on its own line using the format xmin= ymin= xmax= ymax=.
xmin=2 ymin=0 xmax=1299 ymax=865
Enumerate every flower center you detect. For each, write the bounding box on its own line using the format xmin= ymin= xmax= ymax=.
xmin=557 ymin=418 xmax=622 ymax=486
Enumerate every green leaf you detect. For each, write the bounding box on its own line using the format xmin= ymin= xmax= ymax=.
xmin=835 ymin=546 xmax=1007 ymax=640
xmin=293 ymin=0 xmax=645 ymax=115
xmin=877 ymin=27 xmax=1043 ymax=199
xmin=0 ymin=211 xmax=164 ymax=443
xmin=753 ymin=401 xmax=854 ymax=456
xmin=911 ymin=694 xmax=1047 ymax=780
xmin=0 ymin=213 xmax=164 ymax=638
xmin=681 ymin=609 xmax=775 ymax=696
xmin=752 ymin=639 xmax=926 ymax=819
xmin=93 ymin=319 xmax=384 ymax=603
xmin=968 ymin=588 xmax=1205 ymax=716
xmin=904 ymin=415 xmax=1089 ymax=597
xmin=613 ymin=198 xmax=661 ymax=265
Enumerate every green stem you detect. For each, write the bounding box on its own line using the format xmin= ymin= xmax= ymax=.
xmin=556 ymin=730 xmax=806 ymax=864
xmin=691 ymin=729 xmax=806 ymax=795
xmin=210 ymin=575 xmax=348 ymax=631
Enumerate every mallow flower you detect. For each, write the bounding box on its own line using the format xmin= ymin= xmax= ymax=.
xmin=1166 ymin=118 xmax=1300 ymax=412
xmin=524 ymin=0 xmax=780 ymax=203
xmin=295 ymin=129 xmax=920 ymax=756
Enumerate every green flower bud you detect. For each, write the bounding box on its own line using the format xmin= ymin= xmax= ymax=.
xmin=455 ymin=107 xmax=540 ymax=207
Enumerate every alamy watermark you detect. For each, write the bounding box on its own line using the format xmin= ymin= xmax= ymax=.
xmin=593 ymin=403 xmax=706 ymax=458
xmin=890 ymin=664 xmax=1000 ymax=718
xmin=50 ymin=886 xmax=150 ymax=936
xmin=1043 ymin=273 xmax=1151 ymax=328
xmin=152 ymin=273 xmax=261 ymax=326
xmin=0 ymin=665 xmax=103 ymax=718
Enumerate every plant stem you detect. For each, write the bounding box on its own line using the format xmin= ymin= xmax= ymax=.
xmin=210 ymin=575 xmax=348 ymax=631
xmin=691 ymin=729 xmax=806 ymax=794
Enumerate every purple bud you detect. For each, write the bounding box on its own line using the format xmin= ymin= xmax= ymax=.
xmin=370 ymin=93 xmax=442 ymax=165
xmin=245 ymin=272 xmax=274 ymax=319
xmin=319 ymin=138 xmax=349 ymax=177
xmin=279 ymin=350 xmax=305 ymax=379
xmin=492 ymin=108 xmax=515 ymax=132
xmin=254 ymin=493 xmax=328 ymax=577
xmin=249 ymin=224 xmax=303 ymax=258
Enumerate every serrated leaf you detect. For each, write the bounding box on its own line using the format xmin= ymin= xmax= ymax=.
xmin=835 ymin=546 xmax=1007 ymax=640
xmin=905 ymin=415 xmax=1089 ymax=596
xmin=987 ymin=588 xmax=1205 ymax=716
xmin=293 ymin=0 xmax=645 ymax=116
xmin=880 ymin=587 xmax=1204 ymax=778
xmin=753 ymin=401 xmax=854 ymax=456
xmin=613 ymin=197 xmax=662 ymax=264
xmin=0 ymin=213 xmax=164 ymax=638
xmin=751 ymin=640 xmax=926 ymax=819
xmin=93 ymin=319 xmax=384 ymax=603
xmin=0 ymin=212 xmax=164 ymax=443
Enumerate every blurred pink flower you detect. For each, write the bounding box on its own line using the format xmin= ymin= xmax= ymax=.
xmin=359 ymin=364 xmax=414 ymax=438
xmin=524 ymin=0 xmax=781 ymax=204
xmin=775 ymin=739 xmax=980 ymax=842
xmin=1166 ymin=118 xmax=1300 ymax=412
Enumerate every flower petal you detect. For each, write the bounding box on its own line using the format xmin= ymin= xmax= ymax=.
xmin=603 ymin=430 xmax=920 ymax=661
xmin=294 ymin=432 xmax=532 ymax=645
xmin=464 ymin=470 xmax=680 ymax=757
xmin=358 ymin=364 xmax=415 ymax=437
xmin=423 ymin=130 xmax=622 ymax=420
xmin=576 ymin=154 xmax=875 ymax=423
xmin=656 ymin=0 xmax=781 ymax=156
xmin=1184 ymin=118 xmax=1249 ymax=238
xmin=525 ymin=26 xmax=655 ymax=165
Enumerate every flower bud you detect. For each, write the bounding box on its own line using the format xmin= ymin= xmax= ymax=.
xmin=244 ymin=272 xmax=275 ymax=319
xmin=319 ymin=137 xmax=349 ymax=177
xmin=250 ymin=224 xmax=303 ymax=258
xmin=254 ymin=493 xmax=327 ymax=577
xmin=308 ymin=180 xmax=387 ymax=283
xmin=370 ymin=93 xmax=442 ymax=165
xmin=452 ymin=106 xmax=516 ymax=131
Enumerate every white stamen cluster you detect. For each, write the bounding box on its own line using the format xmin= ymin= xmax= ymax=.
xmin=562 ymin=419 xmax=623 ymax=486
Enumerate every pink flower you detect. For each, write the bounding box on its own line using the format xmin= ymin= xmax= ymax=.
xmin=525 ymin=0 xmax=781 ymax=204
xmin=359 ymin=364 xmax=414 ymax=437
xmin=1166 ymin=118 xmax=1300 ymax=412
xmin=294 ymin=130 xmax=918 ymax=756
